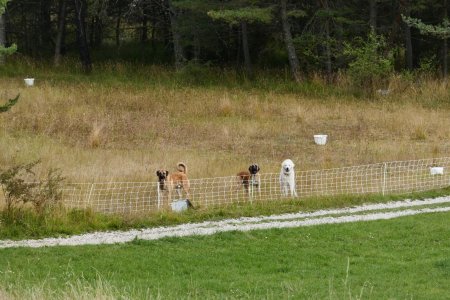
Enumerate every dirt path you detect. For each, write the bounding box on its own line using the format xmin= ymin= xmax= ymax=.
xmin=1 ymin=196 xmax=449 ymax=249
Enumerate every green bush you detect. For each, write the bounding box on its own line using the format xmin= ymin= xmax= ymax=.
xmin=0 ymin=161 xmax=65 ymax=214
xmin=344 ymin=31 xmax=393 ymax=93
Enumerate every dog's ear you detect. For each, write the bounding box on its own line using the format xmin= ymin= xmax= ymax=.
xmin=165 ymin=170 xmax=169 ymax=176
xmin=156 ymin=170 xmax=161 ymax=176
xmin=255 ymin=164 xmax=260 ymax=172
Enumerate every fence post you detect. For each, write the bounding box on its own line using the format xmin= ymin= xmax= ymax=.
xmin=382 ymin=163 xmax=387 ymax=196
xmin=87 ymin=183 xmax=95 ymax=209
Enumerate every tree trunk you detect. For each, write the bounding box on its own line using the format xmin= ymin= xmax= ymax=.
xmin=95 ymin=16 xmax=103 ymax=47
xmin=443 ymin=0 xmax=448 ymax=77
xmin=141 ymin=16 xmax=148 ymax=43
xmin=167 ymin=0 xmax=185 ymax=70
xmin=322 ymin=0 xmax=332 ymax=81
xmin=193 ymin=28 xmax=200 ymax=62
xmin=443 ymin=38 xmax=448 ymax=77
xmin=40 ymin=0 xmax=51 ymax=52
xmin=280 ymin=0 xmax=301 ymax=82
xmin=400 ymin=0 xmax=413 ymax=70
xmin=369 ymin=0 xmax=377 ymax=33
xmin=150 ymin=2 xmax=157 ymax=49
xmin=89 ymin=16 xmax=94 ymax=46
xmin=0 ymin=13 xmax=6 ymax=64
xmin=54 ymin=0 xmax=67 ymax=66
xmin=20 ymin=3 xmax=30 ymax=55
xmin=115 ymin=7 xmax=122 ymax=47
xmin=241 ymin=21 xmax=252 ymax=75
xmin=74 ymin=0 xmax=92 ymax=73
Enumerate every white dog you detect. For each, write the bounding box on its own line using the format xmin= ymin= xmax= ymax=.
xmin=280 ymin=159 xmax=298 ymax=197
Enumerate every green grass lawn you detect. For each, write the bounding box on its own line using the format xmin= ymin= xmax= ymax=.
xmin=1 ymin=211 xmax=449 ymax=299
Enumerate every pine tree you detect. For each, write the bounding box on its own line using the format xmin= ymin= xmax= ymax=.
xmin=207 ymin=2 xmax=272 ymax=75
xmin=0 ymin=0 xmax=17 ymax=64
xmin=402 ymin=14 xmax=450 ymax=76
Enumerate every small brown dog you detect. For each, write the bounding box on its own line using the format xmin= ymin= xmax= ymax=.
xmin=236 ymin=164 xmax=261 ymax=196
xmin=156 ymin=162 xmax=191 ymax=207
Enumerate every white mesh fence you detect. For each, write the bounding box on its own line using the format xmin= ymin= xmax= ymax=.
xmin=57 ymin=157 xmax=450 ymax=214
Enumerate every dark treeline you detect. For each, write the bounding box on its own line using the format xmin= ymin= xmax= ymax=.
xmin=0 ymin=0 xmax=449 ymax=79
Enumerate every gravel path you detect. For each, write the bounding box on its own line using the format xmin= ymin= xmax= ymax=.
xmin=1 ymin=196 xmax=449 ymax=249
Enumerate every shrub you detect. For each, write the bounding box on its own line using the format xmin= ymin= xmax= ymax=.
xmin=0 ymin=161 xmax=65 ymax=214
xmin=0 ymin=161 xmax=39 ymax=211
xmin=344 ymin=31 xmax=394 ymax=94
xmin=33 ymin=168 xmax=65 ymax=214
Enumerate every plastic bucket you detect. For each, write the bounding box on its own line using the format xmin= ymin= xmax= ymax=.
xmin=24 ymin=78 xmax=35 ymax=86
xmin=314 ymin=134 xmax=328 ymax=145
xmin=430 ymin=167 xmax=444 ymax=175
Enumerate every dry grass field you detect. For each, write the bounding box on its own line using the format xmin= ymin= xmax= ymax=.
xmin=1 ymin=72 xmax=450 ymax=183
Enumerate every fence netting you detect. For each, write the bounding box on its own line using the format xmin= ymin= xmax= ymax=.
xmin=55 ymin=157 xmax=450 ymax=214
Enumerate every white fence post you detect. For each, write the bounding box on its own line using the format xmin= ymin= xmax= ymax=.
xmin=87 ymin=183 xmax=95 ymax=208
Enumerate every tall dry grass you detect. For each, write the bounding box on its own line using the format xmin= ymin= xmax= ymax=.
xmin=0 ymin=74 xmax=449 ymax=183
xmin=0 ymin=276 xmax=132 ymax=300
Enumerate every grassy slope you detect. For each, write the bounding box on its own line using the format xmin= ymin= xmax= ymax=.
xmin=0 ymin=211 xmax=449 ymax=299
xmin=1 ymin=63 xmax=450 ymax=182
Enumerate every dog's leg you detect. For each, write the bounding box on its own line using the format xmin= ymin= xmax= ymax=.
xmin=293 ymin=186 xmax=298 ymax=197
xmin=254 ymin=174 xmax=261 ymax=197
xmin=185 ymin=187 xmax=191 ymax=201
xmin=183 ymin=179 xmax=191 ymax=201
xmin=284 ymin=180 xmax=291 ymax=197
xmin=249 ymin=174 xmax=256 ymax=199
xmin=256 ymin=177 xmax=261 ymax=199
xmin=280 ymin=182 xmax=286 ymax=196
xmin=176 ymin=185 xmax=182 ymax=199
xmin=157 ymin=184 xmax=161 ymax=209
xmin=289 ymin=181 xmax=298 ymax=197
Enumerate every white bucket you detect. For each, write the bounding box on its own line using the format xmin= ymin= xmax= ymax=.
xmin=24 ymin=78 xmax=35 ymax=86
xmin=314 ymin=134 xmax=328 ymax=145
xmin=430 ymin=167 xmax=444 ymax=175
xmin=171 ymin=199 xmax=189 ymax=212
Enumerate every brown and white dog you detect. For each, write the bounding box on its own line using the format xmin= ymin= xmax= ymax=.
xmin=156 ymin=162 xmax=191 ymax=207
xmin=236 ymin=164 xmax=261 ymax=196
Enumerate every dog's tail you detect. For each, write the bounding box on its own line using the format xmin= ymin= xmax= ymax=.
xmin=177 ymin=162 xmax=187 ymax=174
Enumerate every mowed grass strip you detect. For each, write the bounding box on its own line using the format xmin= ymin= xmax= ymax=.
xmin=1 ymin=188 xmax=449 ymax=240
xmin=0 ymin=211 xmax=449 ymax=299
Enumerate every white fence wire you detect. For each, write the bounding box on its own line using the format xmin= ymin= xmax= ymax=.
xmin=59 ymin=157 xmax=450 ymax=214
